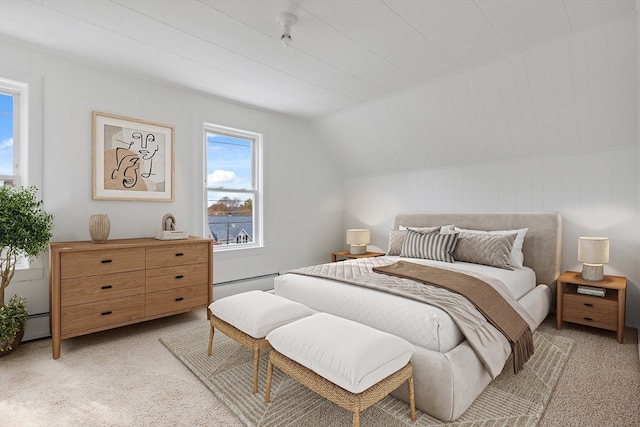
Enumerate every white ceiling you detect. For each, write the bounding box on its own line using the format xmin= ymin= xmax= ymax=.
xmin=0 ymin=0 xmax=637 ymax=119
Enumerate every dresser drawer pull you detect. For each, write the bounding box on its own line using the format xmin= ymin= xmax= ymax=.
xmin=101 ymin=311 xmax=113 ymax=316
xmin=175 ymin=253 xmax=184 ymax=257
xmin=175 ymin=275 xmax=184 ymax=279
xmin=584 ymin=303 xmax=594 ymax=307
xmin=175 ymin=297 xmax=184 ymax=302
xmin=584 ymin=317 xmax=593 ymax=321
xmin=101 ymin=259 xmax=113 ymax=264
xmin=101 ymin=285 xmax=113 ymax=290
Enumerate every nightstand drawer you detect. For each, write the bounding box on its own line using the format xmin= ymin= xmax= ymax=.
xmin=563 ymin=294 xmax=617 ymax=330
xmin=563 ymin=308 xmax=617 ymax=330
xmin=145 ymin=285 xmax=208 ymax=317
xmin=61 ymin=295 xmax=146 ymax=336
xmin=563 ymin=293 xmax=617 ymax=314
xmin=61 ymin=270 xmax=146 ymax=306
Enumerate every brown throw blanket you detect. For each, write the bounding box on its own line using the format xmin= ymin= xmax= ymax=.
xmin=373 ymin=261 xmax=534 ymax=374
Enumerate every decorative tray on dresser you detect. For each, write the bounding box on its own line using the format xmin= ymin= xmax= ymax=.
xmin=49 ymin=236 xmax=213 ymax=359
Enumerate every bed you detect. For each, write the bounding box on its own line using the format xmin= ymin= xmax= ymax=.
xmin=274 ymin=211 xmax=562 ymax=421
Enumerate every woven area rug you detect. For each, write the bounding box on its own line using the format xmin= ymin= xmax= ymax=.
xmin=160 ymin=326 xmax=574 ymax=426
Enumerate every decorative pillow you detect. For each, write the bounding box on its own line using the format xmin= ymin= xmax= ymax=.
xmin=439 ymin=224 xmax=456 ymax=234
xmin=386 ymin=229 xmax=406 ymax=256
xmin=400 ymin=229 xmax=458 ymax=263
xmin=455 ymin=227 xmax=528 ymax=268
xmin=452 ymin=232 xmax=517 ymax=270
xmin=387 ymin=226 xmax=440 ymax=256
xmin=399 ymin=225 xmax=441 ymax=233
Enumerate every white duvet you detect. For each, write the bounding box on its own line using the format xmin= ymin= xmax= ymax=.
xmin=274 ymin=256 xmax=537 ymax=354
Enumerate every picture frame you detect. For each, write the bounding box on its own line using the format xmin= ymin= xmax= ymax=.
xmin=92 ymin=111 xmax=174 ymax=201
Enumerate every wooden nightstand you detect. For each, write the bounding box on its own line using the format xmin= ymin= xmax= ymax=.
xmin=331 ymin=251 xmax=385 ymax=262
xmin=556 ymin=271 xmax=627 ymax=343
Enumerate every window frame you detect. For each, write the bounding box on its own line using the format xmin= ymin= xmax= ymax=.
xmin=1 ymin=77 xmax=41 ymax=278
xmin=203 ymin=122 xmax=263 ymax=252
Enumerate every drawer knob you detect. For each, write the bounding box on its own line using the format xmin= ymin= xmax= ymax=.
xmin=175 ymin=275 xmax=184 ymax=279
xmin=101 ymin=285 xmax=113 ymax=290
xmin=101 ymin=311 xmax=112 ymax=316
xmin=101 ymin=259 xmax=113 ymax=264
xmin=175 ymin=253 xmax=184 ymax=257
xmin=175 ymin=297 xmax=184 ymax=302
xmin=584 ymin=317 xmax=593 ymax=322
xmin=584 ymin=303 xmax=594 ymax=307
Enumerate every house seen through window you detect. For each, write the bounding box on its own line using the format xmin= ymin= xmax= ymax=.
xmin=205 ymin=123 xmax=262 ymax=250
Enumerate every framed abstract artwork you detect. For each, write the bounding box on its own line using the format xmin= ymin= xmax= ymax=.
xmin=92 ymin=111 xmax=175 ymax=201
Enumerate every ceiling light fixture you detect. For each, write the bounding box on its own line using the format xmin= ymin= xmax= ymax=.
xmin=279 ymin=13 xmax=297 ymax=47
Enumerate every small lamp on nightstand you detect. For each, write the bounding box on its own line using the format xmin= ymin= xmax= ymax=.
xmin=578 ymin=237 xmax=609 ymax=281
xmin=346 ymin=229 xmax=370 ymax=255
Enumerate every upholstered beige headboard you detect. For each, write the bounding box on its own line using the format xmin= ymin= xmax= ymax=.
xmin=392 ymin=212 xmax=562 ymax=293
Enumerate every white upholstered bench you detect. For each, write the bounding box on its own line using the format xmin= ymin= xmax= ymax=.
xmin=265 ymin=312 xmax=417 ymax=427
xmin=207 ymin=290 xmax=313 ymax=393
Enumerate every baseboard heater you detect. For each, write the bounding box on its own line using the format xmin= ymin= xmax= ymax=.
xmin=214 ymin=273 xmax=279 ymax=299
xmin=23 ymin=312 xmax=51 ymax=341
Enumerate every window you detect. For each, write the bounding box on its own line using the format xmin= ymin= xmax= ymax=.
xmin=1 ymin=78 xmax=29 ymax=270
xmin=204 ymin=123 xmax=262 ymax=250
xmin=0 ymin=87 xmax=19 ymax=185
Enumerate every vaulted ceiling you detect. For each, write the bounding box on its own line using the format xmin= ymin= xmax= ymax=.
xmin=0 ymin=0 xmax=636 ymax=119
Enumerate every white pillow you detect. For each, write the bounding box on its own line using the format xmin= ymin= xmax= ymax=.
xmin=399 ymin=225 xmax=441 ymax=233
xmin=454 ymin=227 xmax=528 ymax=268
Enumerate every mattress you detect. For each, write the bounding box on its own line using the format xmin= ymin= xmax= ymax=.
xmin=274 ymin=256 xmax=537 ymax=353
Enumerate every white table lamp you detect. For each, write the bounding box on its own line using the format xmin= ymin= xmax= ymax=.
xmin=346 ymin=229 xmax=370 ymax=255
xmin=578 ymin=237 xmax=609 ymax=281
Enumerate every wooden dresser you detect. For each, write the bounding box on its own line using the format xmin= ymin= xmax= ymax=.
xmin=49 ymin=236 xmax=213 ymax=359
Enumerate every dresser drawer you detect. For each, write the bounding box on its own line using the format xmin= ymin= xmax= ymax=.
xmin=146 ymin=263 xmax=209 ymax=292
xmin=146 ymin=285 xmax=208 ymax=317
xmin=61 ymin=295 xmax=146 ymax=336
xmin=60 ymin=248 xmax=145 ymax=279
xmin=146 ymin=243 xmax=209 ymax=269
xmin=563 ymin=294 xmax=617 ymax=330
xmin=61 ymin=270 xmax=146 ymax=307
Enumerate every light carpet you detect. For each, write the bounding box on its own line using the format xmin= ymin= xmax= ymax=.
xmin=160 ymin=326 xmax=574 ymax=427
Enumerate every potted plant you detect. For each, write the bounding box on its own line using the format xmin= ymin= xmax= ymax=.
xmin=0 ymin=185 xmax=54 ymax=355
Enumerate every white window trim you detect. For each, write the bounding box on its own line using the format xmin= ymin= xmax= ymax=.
xmin=1 ymin=77 xmax=43 ymax=281
xmin=203 ymin=123 xmax=263 ymax=251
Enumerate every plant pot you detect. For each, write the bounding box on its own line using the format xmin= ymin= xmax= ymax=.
xmin=0 ymin=324 xmax=25 ymax=357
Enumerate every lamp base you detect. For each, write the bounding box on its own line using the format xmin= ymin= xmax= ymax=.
xmin=581 ymin=264 xmax=604 ymax=282
xmin=349 ymin=245 xmax=366 ymax=255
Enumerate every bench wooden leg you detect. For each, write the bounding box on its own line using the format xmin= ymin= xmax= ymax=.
xmin=408 ymin=375 xmax=416 ymax=421
xmin=265 ymin=359 xmax=274 ymax=403
xmin=207 ymin=322 xmax=214 ymax=356
xmin=253 ymin=348 xmax=260 ymax=394
xmin=352 ymin=410 xmax=360 ymax=427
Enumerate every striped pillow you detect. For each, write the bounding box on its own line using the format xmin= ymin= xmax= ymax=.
xmin=400 ymin=229 xmax=458 ymax=263
xmin=387 ymin=226 xmax=440 ymax=256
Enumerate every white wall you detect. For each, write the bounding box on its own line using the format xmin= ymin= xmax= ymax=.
xmin=1 ymin=37 xmax=344 ymax=339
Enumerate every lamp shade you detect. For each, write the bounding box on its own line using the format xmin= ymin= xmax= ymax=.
xmin=578 ymin=237 xmax=609 ymax=264
xmin=346 ymin=229 xmax=370 ymax=245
